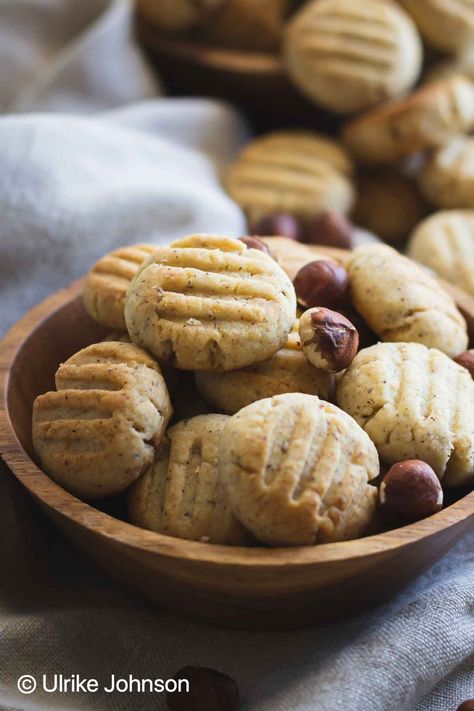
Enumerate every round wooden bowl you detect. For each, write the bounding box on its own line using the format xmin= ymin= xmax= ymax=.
xmin=136 ymin=19 xmax=334 ymax=130
xmin=1 ymin=238 xmax=473 ymax=630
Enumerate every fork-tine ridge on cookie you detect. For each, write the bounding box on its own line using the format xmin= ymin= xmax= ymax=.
xmin=337 ymin=342 xmax=474 ymax=486
xmin=129 ymin=414 xmax=248 ymax=544
xmin=83 ymin=244 xmax=157 ymax=330
xmin=226 ymin=131 xmax=355 ymax=224
xmin=219 ymin=393 xmax=379 ymax=546
xmin=124 ymin=234 xmax=297 ymax=371
xmin=32 ymin=341 xmax=172 ymax=500
xmin=195 ymin=321 xmax=335 ymax=414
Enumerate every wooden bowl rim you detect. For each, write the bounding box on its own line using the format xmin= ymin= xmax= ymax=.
xmin=136 ymin=20 xmax=284 ymax=76
xmin=1 ymin=275 xmax=474 ymax=570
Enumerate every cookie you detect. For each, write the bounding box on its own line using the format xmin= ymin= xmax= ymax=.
xmin=337 ymin=342 xmax=474 ymax=486
xmin=32 ymin=341 xmax=172 ymax=500
xmin=225 ymin=130 xmax=355 ymax=225
xmin=408 ymin=210 xmax=474 ymax=296
xmin=195 ymin=322 xmax=335 ymax=414
xmin=343 ymin=77 xmax=474 ymax=165
xmin=398 ymin=0 xmax=474 ymax=53
xmin=128 ymin=415 xmax=248 ymax=544
xmin=419 ymin=136 xmax=474 ymax=210
xmin=283 ymin=0 xmax=422 ymax=114
xmin=218 ymin=393 xmax=379 ymax=546
xmin=83 ymin=244 xmax=157 ymax=330
xmin=124 ymin=234 xmax=297 ymax=371
xmin=136 ymin=0 xmax=227 ymax=33
xmin=347 ymin=243 xmax=468 ymax=357
xmin=352 ymin=171 xmax=427 ymax=245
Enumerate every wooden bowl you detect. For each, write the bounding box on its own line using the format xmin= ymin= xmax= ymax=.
xmin=1 ymin=239 xmax=473 ymax=630
xmin=136 ymin=19 xmax=335 ymax=131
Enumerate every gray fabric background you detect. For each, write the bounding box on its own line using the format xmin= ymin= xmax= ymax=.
xmin=0 ymin=1 xmax=473 ymax=709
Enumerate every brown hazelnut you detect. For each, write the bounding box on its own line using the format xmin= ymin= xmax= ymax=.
xmin=454 ymin=350 xmax=474 ymax=378
xmin=250 ymin=213 xmax=302 ymax=241
xmin=239 ymin=235 xmax=271 ymax=255
xmin=167 ymin=666 xmax=239 ymax=711
xmin=379 ymin=460 xmax=443 ymax=524
xmin=299 ymin=307 xmax=359 ymax=372
xmin=457 ymin=701 xmax=474 ymax=711
xmin=305 ymin=211 xmax=354 ymax=249
xmin=293 ymin=259 xmax=350 ymax=310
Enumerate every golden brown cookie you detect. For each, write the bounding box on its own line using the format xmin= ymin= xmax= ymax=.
xmin=408 ymin=210 xmax=474 ymax=296
xmin=347 ymin=244 xmax=468 ymax=357
xmin=398 ymin=0 xmax=474 ymax=53
xmin=419 ymin=136 xmax=474 ymax=209
xmin=225 ymin=130 xmax=355 ymax=225
xmin=343 ymin=77 xmax=474 ymax=165
xmin=128 ymin=415 xmax=248 ymax=544
xmin=219 ymin=393 xmax=379 ymax=546
xmin=352 ymin=171 xmax=427 ymax=245
xmin=284 ymin=0 xmax=422 ymax=114
xmin=337 ymin=342 xmax=474 ymax=486
xmin=195 ymin=322 xmax=335 ymax=414
xmin=124 ymin=234 xmax=297 ymax=371
xmin=32 ymin=341 xmax=172 ymax=500
xmin=83 ymin=244 xmax=157 ymax=330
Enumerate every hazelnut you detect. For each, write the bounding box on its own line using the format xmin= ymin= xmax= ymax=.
xmin=251 ymin=213 xmax=302 ymax=241
xmin=454 ymin=349 xmax=474 ymax=378
xmin=293 ymin=259 xmax=350 ymax=310
xmin=239 ymin=235 xmax=271 ymax=255
xmin=457 ymin=701 xmax=474 ymax=711
xmin=299 ymin=307 xmax=359 ymax=372
xmin=305 ymin=211 xmax=354 ymax=250
xmin=379 ymin=460 xmax=443 ymax=524
xmin=167 ymin=666 xmax=239 ymax=711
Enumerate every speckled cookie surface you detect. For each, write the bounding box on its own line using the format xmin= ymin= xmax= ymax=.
xmin=419 ymin=136 xmax=474 ymax=210
xmin=343 ymin=77 xmax=474 ymax=165
xmin=408 ymin=210 xmax=474 ymax=296
xmin=128 ymin=414 xmax=248 ymax=544
xmin=347 ymin=244 xmax=468 ymax=357
xmin=124 ymin=234 xmax=297 ymax=371
xmin=32 ymin=341 xmax=172 ymax=500
xmin=225 ymin=130 xmax=355 ymax=224
xmin=337 ymin=342 xmax=474 ymax=486
xmin=284 ymin=0 xmax=422 ymax=114
xmin=83 ymin=244 xmax=157 ymax=330
xmin=218 ymin=393 xmax=379 ymax=546
xmin=195 ymin=322 xmax=335 ymax=414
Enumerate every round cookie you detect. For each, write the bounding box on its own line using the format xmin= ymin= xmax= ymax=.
xmin=352 ymin=171 xmax=427 ymax=245
xmin=337 ymin=342 xmax=474 ymax=486
xmin=83 ymin=244 xmax=157 ymax=330
xmin=347 ymin=243 xmax=468 ymax=358
xmin=129 ymin=415 xmax=248 ymax=545
xmin=343 ymin=76 xmax=474 ymax=165
xmin=136 ymin=0 xmax=227 ymax=34
xmin=32 ymin=341 xmax=172 ymax=500
xmin=124 ymin=234 xmax=297 ymax=371
xmin=398 ymin=0 xmax=474 ymax=53
xmin=283 ymin=0 xmax=422 ymax=114
xmin=225 ymin=130 xmax=355 ymax=225
xmin=218 ymin=393 xmax=379 ymax=546
xmin=195 ymin=322 xmax=335 ymax=414
xmin=419 ymin=136 xmax=474 ymax=210
xmin=408 ymin=210 xmax=474 ymax=296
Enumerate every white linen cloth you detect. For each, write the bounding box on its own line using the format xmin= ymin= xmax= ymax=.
xmin=0 ymin=1 xmax=472 ymax=710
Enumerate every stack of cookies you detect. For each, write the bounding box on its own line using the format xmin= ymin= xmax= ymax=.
xmin=32 ymin=233 xmax=474 ymax=548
